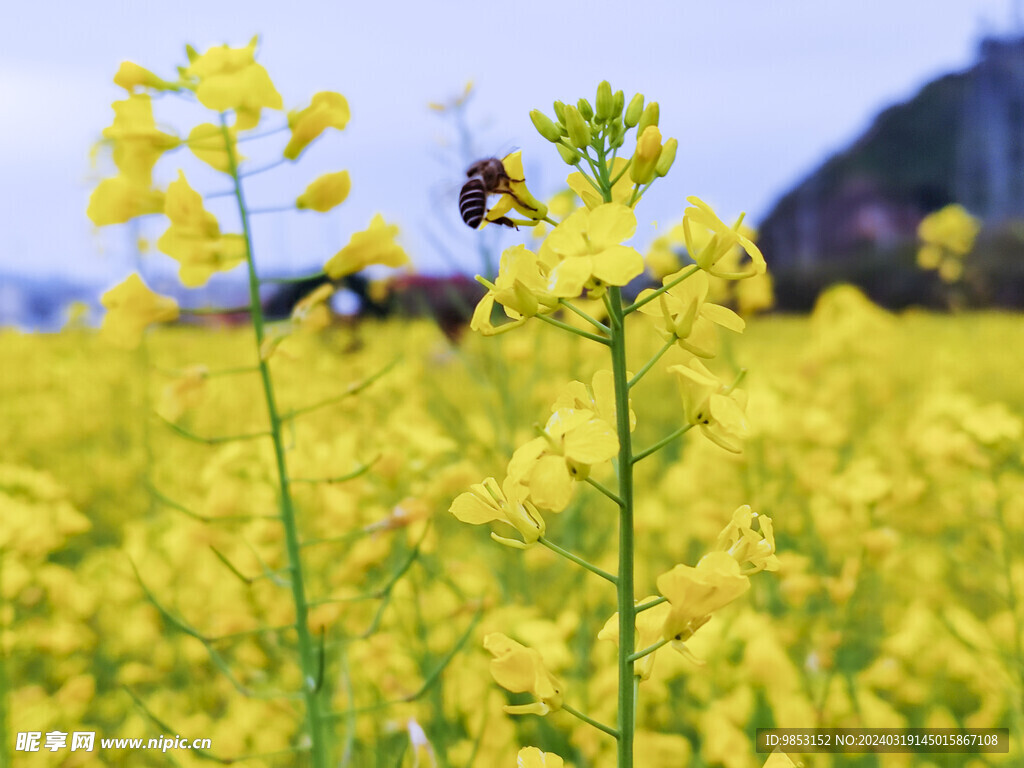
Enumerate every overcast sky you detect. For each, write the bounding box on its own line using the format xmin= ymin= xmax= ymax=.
xmin=0 ymin=0 xmax=1020 ymax=289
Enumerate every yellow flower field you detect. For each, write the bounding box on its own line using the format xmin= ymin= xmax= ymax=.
xmin=2 ymin=305 xmax=1022 ymax=767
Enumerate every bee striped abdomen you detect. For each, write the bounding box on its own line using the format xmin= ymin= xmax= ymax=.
xmin=459 ymin=177 xmax=488 ymax=228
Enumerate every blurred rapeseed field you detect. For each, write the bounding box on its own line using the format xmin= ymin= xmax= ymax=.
xmin=2 ymin=36 xmax=1023 ymax=768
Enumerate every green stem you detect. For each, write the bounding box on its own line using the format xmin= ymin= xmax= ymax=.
xmin=220 ymin=114 xmax=330 ymax=768
xmin=635 ymin=595 xmax=667 ymax=613
xmin=607 ymin=286 xmax=636 ymax=768
xmin=562 ymin=703 xmax=620 ymax=740
xmin=539 ymin=537 xmax=618 ymax=585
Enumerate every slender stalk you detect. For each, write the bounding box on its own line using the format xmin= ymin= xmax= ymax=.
xmin=219 ymin=115 xmax=330 ymax=768
xmin=536 ymin=313 xmax=611 ymax=345
xmin=628 ymin=338 xmax=674 ymax=390
xmin=539 ymin=537 xmax=618 ymax=585
xmin=622 ymin=265 xmax=699 ymax=315
xmin=562 ymin=703 xmax=619 ymax=740
xmin=607 ymin=286 xmax=636 ymax=768
xmin=632 ymin=424 xmax=694 ymax=464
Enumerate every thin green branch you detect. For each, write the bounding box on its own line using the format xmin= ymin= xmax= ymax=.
xmin=559 ymin=298 xmax=611 ymax=334
xmin=281 ymin=358 xmax=398 ymax=421
xmin=158 ymin=415 xmax=272 ymax=445
xmin=148 ymin=482 xmax=278 ymax=522
xmin=628 ymin=637 xmax=670 ymax=663
xmin=562 ymin=703 xmax=620 ymax=740
xmin=628 ymin=338 xmax=675 ymax=390
xmin=291 ymin=458 xmax=378 ymax=485
xmin=249 ymin=204 xmax=298 ymax=216
xmin=622 ymin=265 xmax=700 ymax=315
xmin=632 ymin=424 xmax=694 ymax=464
xmin=123 ymin=687 xmax=233 ymax=765
xmin=536 ymin=313 xmax=610 ymax=345
xmin=635 ymin=595 xmax=668 ymax=613
xmin=585 ymin=476 xmax=624 ymax=507
xmin=539 ymin=537 xmax=617 ymax=585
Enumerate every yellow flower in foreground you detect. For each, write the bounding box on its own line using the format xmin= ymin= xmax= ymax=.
xmin=113 ymin=61 xmax=174 ymax=92
xmin=87 ymin=176 xmax=164 ymax=226
xmin=683 ymin=197 xmax=765 ymax=279
xmin=669 ymin=358 xmax=749 ymax=453
xmin=185 ymin=38 xmax=282 ymax=130
xmin=324 ymin=214 xmax=409 ymax=279
xmin=657 ymin=551 xmax=750 ymax=656
xmin=636 ymin=268 xmax=745 ymax=358
xmin=471 ymin=245 xmax=558 ymax=336
xmin=484 ymin=633 xmax=564 ymax=715
xmin=297 ymin=171 xmax=351 ymax=212
xmin=517 ymin=746 xmax=564 ymax=767
xmin=598 ymin=596 xmax=672 ymax=680
xmin=483 ymin=151 xmax=549 ymax=226
xmin=568 ymin=156 xmax=634 ymax=210
xmin=102 ymin=94 xmax=179 ymax=187
xmin=507 ymin=408 xmax=618 ymax=512
xmin=284 ymin=91 xmax=351 ymax=160
xmin=542 ymin=203 xmax=644 ymax=298
xmin=100 ymin=273 xmax=179 ymax=349
xmin=552 ymin=369 xmax=635 ymax=433
xmin=157 ymin=172 xmax=246 ymax=287
xmin=449 ymin=476 xmax=545 ymax=548
xmin=186 ymin=123 xmax=241 ymax=173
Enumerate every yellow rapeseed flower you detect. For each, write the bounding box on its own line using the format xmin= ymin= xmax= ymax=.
xmin=185 ymin=38 xmax=282 ymax=130
xmin=657 ymin=552 xmax=750 ymax=655
xmin=87 ymin=175 xmax=164 ymax=226
xmin=113 ymin=61 xmax=173 ymax=92
xmin=669 ymin=358 xmax=749 ymax=453
xmin=102 ymin=94 xmax=179 ymax=187
xmin=483 ymin=633 xmax=564 ymax=715
xmin=157 ymin=171 xmax=246 ymax=287
xmin=683 ymin=197 xmax=765 ymax=279
xmin=542 ymin=203 xmax=644 ymax=298
xmin=917 ymin=204 xmax=980 ymax=283
xmin=284 ymin=91 xmax=351 ymax=160
xmin=636 ymin=268 xmax=745 ymax=358
xmin=100 ymin=273 xmax=179 ymax=349
xmin=449 ymin=476 xmax=546 ymax=548
xmin=323 ymin=214 xmax=409 ymax=279
xmin=186 ymin=123 xmax=241 ymax=173
xmin=471 ymin=245 xmax=559 ymax=336
xmin=296 ymin=171 xmax=351 ymax=212
xmin=507 ymin=408 xmax=618 ymax=512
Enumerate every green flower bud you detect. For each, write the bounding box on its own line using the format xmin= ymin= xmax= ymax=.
xmin=557 ymin=143 xmax=582 ymax=165
xmin=595 ymin=81 xmax=613 ymax=121
xmin=530 ymin=109 xmax=562 ymax=143
xmin=637 ymin=102 xmax=660 ymax=136
xmin=656 ymin=137 xmax=678 ymax=177
xmin=607 ymin=120 xmax=624 ymax=148
xmin=563 ymin=105 xmax=592 ymax=149
xmin=552 ymin=100 xmax=567 ymax=124
xmin=624 ymin=93 xmax=644 ymax=127
xmin=577 ymin=98 xmax=594 ymax=121
xmin=612 ymin=90 xmax=625 ymax=118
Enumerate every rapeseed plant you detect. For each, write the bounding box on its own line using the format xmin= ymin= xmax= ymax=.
xmin=450 ymin=82 xmax=778 ymax=767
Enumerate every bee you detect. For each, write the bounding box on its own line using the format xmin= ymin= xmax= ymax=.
xmin=459 ymin=156 xmax=537 ymax=229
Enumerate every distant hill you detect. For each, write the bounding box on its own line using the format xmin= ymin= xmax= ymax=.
xmin=759 ymin=35 xmax=1024 ymax=309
